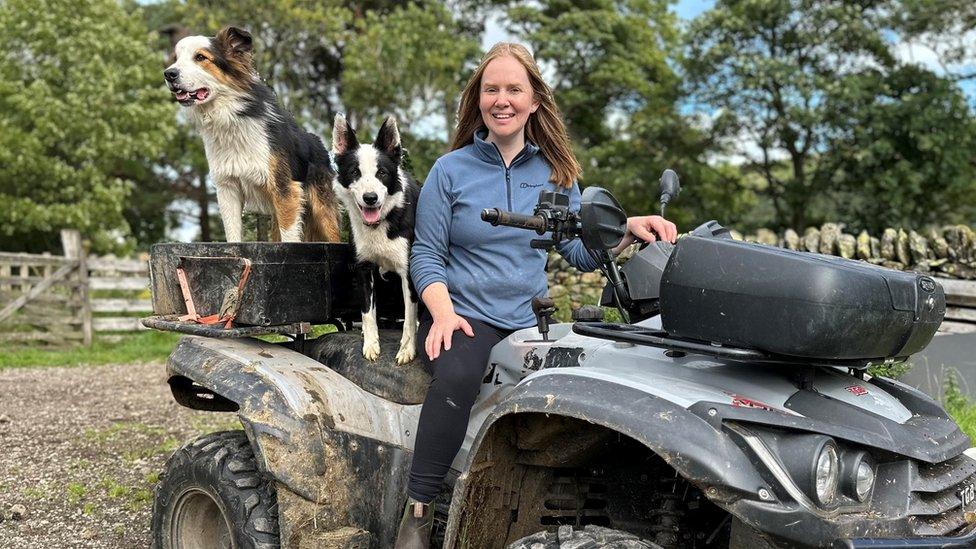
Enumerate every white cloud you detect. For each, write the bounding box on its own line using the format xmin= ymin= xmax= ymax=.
xmin=892 ymin=30 xmax=976 ymax=80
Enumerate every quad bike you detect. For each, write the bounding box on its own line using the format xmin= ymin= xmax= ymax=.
xmin=146 ymin=172 xmax=976 ymax=549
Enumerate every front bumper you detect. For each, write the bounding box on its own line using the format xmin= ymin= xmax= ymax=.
xmin=833 ymin=524 xmax=976 ymax=548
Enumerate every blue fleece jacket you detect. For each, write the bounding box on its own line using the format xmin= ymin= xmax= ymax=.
xmin=410 ymin=129 xmax=599 ymax=330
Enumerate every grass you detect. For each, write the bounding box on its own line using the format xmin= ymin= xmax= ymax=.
xmin=188 ymin=413 xmax=241 ymax=434
xmin=868 ymin=363 xmax=976 ymax=442
xmin=66 ymin=482 xmax=87 ymax=504
xmin=22 ymin=486 xmax=46 ymax=500
xmin=101 ymin=476 xmax=130 ymax=499
xmin=943 ymin=372 xmax=976 ymax=441
xmin=83 ymin=421 xmax=184 ymax=463
xmin=1 ymin=319 xmax=338 ymax=369
xmin=0 ymin=330 xmax=180 ymax=370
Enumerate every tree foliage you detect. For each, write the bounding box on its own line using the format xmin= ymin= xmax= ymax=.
xmin=343 ymin=3 xmax=480 ymax=139
xmin=0 ymin=0 xmax=173 ymax=253
xmin=819 ymin=65 xmax=976 ymax=230
xmin=686 ymin=0 xmax=976 ymax=231
xmin=163 ymin=0 xmax=479 ymax=145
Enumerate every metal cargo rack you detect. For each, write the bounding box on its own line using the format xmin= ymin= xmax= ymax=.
xmin=140 ymin=315 xmax=313 ymax=338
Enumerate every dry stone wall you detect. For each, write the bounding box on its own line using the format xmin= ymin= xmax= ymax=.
xmin=739 ymin=224 xmax=976 ymax=280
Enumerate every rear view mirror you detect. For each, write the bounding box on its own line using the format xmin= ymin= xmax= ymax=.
xmin=580 ymin=187 xmax=627 ymax=251
xmin=659 ymin=169 xmax=680 ymax=216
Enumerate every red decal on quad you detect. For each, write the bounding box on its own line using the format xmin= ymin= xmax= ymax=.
xmin=726 ymin=393 xmax=773 ymax=411
xmin=846 ymin=385 xmax=869 ymax=396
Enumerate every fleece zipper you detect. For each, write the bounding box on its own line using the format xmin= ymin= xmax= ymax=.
xmin=491 ymin=142 xmax=530 ymax=211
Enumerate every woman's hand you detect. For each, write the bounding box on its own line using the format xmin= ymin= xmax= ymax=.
xmin=420 ymin=282 xmax=475 ymax=361
xmin=425 ymin=311 xmax=474 ymax=361
xmin=612 ymin=215 xmax=678 ymax=256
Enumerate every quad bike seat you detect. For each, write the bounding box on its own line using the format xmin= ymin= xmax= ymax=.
xmin=296 ymin=329 xmax=430 ymax=405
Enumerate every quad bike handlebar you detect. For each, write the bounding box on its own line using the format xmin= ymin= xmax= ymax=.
xmin=480 ymin=208 xmax=548 ymax=235
xmin=480 ymin=190 xmax=586 ymax=251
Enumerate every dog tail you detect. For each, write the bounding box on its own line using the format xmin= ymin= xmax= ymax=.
xmin=304 ymin=162 xmax=342 ymax=242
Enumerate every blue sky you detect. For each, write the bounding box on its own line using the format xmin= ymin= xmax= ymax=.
xmin=673 ymin=0 xmax=713 ymax=20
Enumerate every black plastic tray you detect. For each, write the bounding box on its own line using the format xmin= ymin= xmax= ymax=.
xmin=659 ymin=237 xmax=945 ymax=361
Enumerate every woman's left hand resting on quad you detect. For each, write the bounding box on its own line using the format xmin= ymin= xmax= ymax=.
xmin=612 ymin=215 xmax=678 ymax=256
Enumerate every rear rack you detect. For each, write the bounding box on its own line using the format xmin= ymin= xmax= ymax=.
xmin=572 ymin=322 xmax=897 ymax=370
xmin=141 ymin=315 xmax=311 ymax=339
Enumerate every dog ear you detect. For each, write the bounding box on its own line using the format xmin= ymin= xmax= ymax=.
xmin=332 ymin=114 xmax=358 ymax=155
xmin=375 ymin=115 xmax=402 ymax=164
xmin=216 ymin=26 xmax=253 ymax=56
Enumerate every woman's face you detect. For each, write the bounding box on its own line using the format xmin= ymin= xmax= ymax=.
xmin=479 ymin=55 xmax=539 ymax=143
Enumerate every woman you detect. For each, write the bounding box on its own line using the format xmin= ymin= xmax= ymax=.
xmin=396 ymin=42 xmax=677 ymax=547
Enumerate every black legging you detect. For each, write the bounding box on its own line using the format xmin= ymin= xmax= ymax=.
xmin=406 ymin=313 xmax=514 ymax=503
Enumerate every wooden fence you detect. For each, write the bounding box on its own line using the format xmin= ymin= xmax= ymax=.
xmin=937 ymin=278 xmax=976 ymax=334
xmin=0 ymin=230 xmax=150 ymax=345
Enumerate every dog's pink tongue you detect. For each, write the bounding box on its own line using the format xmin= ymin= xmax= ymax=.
xmin=362 ymin=207 xmax=381 ymax=224
xmin=195 ymin=89 xmax=209 ymax=101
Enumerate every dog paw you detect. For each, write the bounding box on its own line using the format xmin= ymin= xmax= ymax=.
xmin=395 ymin=344 xmax=416 ymax=365
xmin=362 ymin=339 xmax=381 ymax=361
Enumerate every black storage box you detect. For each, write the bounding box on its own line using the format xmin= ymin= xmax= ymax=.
xmin=659 ymin=237 xmax=946 ymax=361
xmin=149 ymin=242 xmax=359 ymax=326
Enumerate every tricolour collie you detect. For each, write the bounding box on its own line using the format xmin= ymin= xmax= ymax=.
xmin=164 ymin=26 xmax=340 ymax=243
xmin=332 ymin=115 xmax=419 ymax=364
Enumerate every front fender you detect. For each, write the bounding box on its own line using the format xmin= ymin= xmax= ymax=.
xmin=445 ymin=370 xmax=767 ymax=546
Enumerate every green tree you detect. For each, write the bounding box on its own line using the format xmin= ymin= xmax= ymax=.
xmin=687 ymin=0 xmax=976 ymax=231
xmin=342 ymin=3 xmax=480 ymax=144
xmin=818 ymin=65 xmax=976 ymax=231
xmin=0 ymin=0 xmax=173 ymax=253
xmin=686 ymin=0 xmax=903 ymax=230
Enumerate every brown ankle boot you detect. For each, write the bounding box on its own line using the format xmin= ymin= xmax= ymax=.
xmin=394 ymin=499 xmax=433 ymax=549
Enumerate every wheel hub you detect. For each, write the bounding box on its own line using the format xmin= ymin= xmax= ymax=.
xmin=170 ymin=488 xmax=235 ymax=549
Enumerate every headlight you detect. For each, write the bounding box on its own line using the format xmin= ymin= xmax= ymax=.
xmin=814 ymin=442 xmax=840 ymax=505
xmin=856 ymin=460 xmax=875 ymax=500
xmin=841 ymin=451 xmax=876 ymax=502
xmin=728 ymin=427 xmax=862 ymax=511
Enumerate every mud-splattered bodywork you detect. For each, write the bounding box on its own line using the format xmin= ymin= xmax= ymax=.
xmin=446 ymin=322 xmax=976 ymax=547
xmin=166 ymin=331 xmax=424 ymax=547
xmin=167 ymin=319 xmax=976 ymax=548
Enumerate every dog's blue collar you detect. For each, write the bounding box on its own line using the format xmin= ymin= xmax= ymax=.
xmin=472 ymin=127 xmax=539 ymax=168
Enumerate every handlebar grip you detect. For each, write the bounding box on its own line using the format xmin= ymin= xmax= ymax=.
xmin=481 ymin=208 xmax=547 ymax=235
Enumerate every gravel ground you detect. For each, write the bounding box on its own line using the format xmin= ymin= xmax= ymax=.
xmin=0 ymin=361 xmax=241 ymax=548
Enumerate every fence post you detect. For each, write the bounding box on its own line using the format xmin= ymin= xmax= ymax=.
xmin=61 ymin=230 xmax=92 ymax=346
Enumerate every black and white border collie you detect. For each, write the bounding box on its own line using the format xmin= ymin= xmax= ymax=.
xmin=163 ymin=26 xmax=340 ymax=243
xmin=332 ymin=115 xmax=419 ymax=364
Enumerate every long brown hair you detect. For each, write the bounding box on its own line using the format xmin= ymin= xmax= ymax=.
xmin=451 ymin=43 xmax=581 ymax=188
